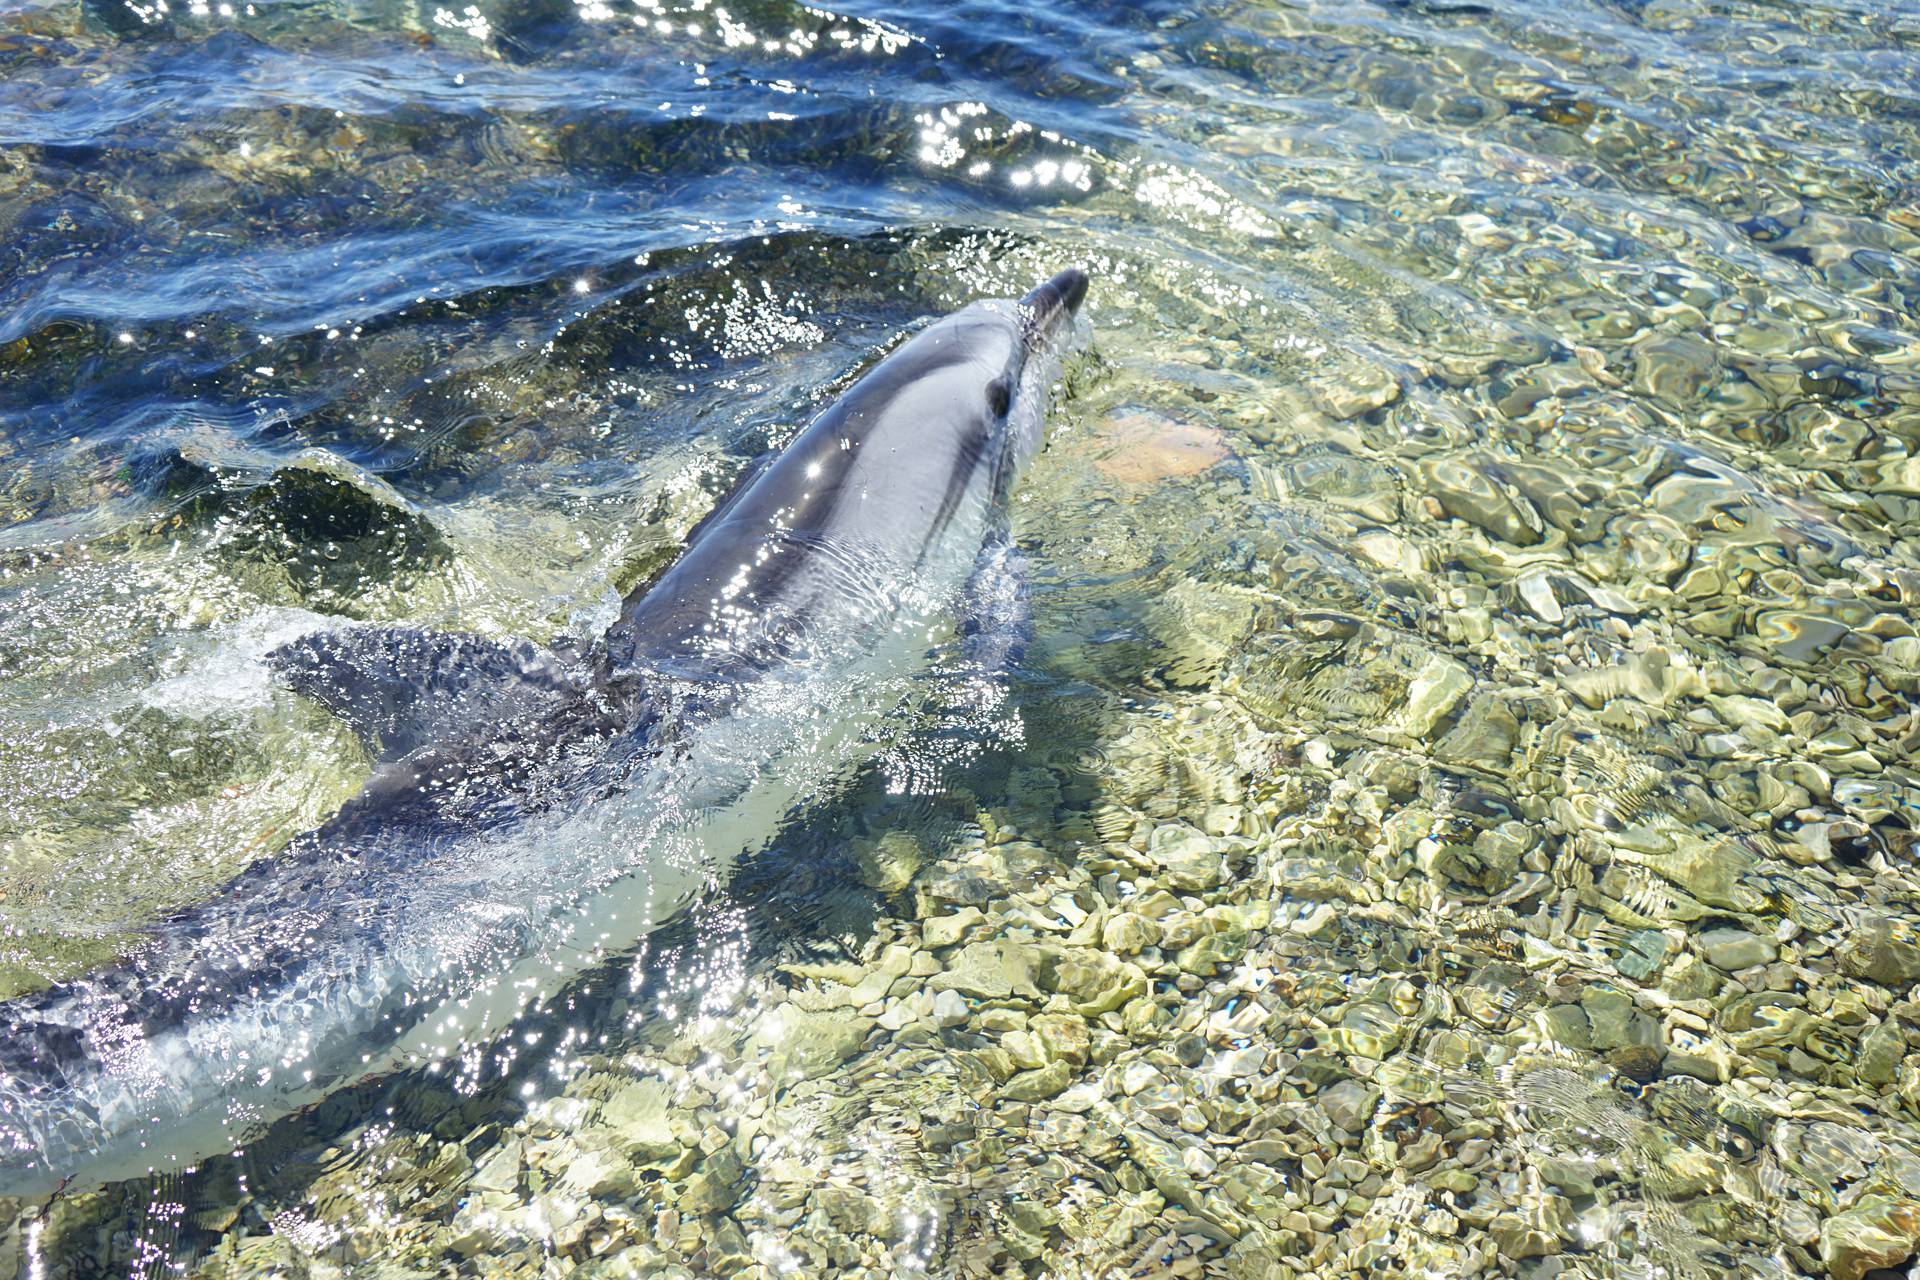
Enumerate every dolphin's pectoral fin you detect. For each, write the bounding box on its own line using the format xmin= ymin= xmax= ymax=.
xmin=959 ymin=532 xmax=1032 ymax=673
xmin=872 ymin=532 xmax=1033 ymax=793
xmin=269 ymin=626 xmax=584 ymax=761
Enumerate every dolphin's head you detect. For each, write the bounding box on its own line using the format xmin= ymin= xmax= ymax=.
xmin=834 ymin=264 xmax=1087 ymax=508
xmin=916 ymin=266 xmax=1088 ymax=498
xmin=600 ymin=266 xmax=1088 ymax=680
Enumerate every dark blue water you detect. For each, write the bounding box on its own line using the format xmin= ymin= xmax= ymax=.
xmin=0 ymin=0 xmax=1143 ymax=497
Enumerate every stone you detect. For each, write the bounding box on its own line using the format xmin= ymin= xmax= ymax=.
xmin=1212 ymin=1047 xmax=1266 ymax=1078
xmin=1662 ymin=1035 xmax=1733 ymax=1084
xmin=1177 ymin=928 xmax=1250 ymax=977
xmin=1697 ymin=926 xmax=1777 ymax=972
xmin=931 ymin=940 xmax=1048 ymax=1000
xmin=1822 ymin=1194 xmax=1920 ymax=1280
xmin=1316 ymin=1079 xmax=1377 ymax=1132
xmin=923 ymin=907 xmax=985 ymax=949
xmin=561 ymin=1143 xmax=638 ymax=1199
xmin=1049 ymin=951 xmax=1150 ymax=1015
xmin=1102 ymin=912 xmax=1159 ymax=954
xmin=1030 ymin=1013 xmax=1091 ymax=1066
xmin=1861 ymin=1020 xmax=1906 ymax=1086
xmin=1173 ymin=1034 xmax=1206 ymax=1067
xmin=1631 ymin=333 xmax=1717 ymax=406
xmin=1004 ymin=1062 xmax=1072 ymax=1102
xmin=980 ymin=1007 xmax=1027 ymax=1032
xmin=1323 ymin=1004 xmax=1406 ymax=1059
xmin=1003 ymin=1030 xmax=1048 ymax=1070
xmin=680 ymin=1148 xmax=746 ymax=1214
xmin=1434 ymin=693 xmax=1520 ymax=769
xmin=1538 ymin=1156 xmax=1598 ymax=1197
xmin=1091 ymin=412 xmax=1232 ymax=484
xmin=470 ymin=1139 xmax=523 ymax=1195
xmin=816 ymin=1186 xmax=891 ymax=1236
xmin=1540 ymin=1005 xmax=1592 ymax=1050
xmin=930 ymin=988 xmax=970 ymax=1028
xmin=1003 ymin=1198 xmax=1059 ymax=1260
xmin=447 ymin=1192 xmax=517 ymax=1256
xmin=1122 ymin=996 xmax=1171 ymax=1038
xmin=1840 ymin=919 xmax=1920 ymax=989
xmin=1515 ymin=573 xmax=1561 ymax=624
xmin=1148 ymin=825 xmax=1225 ymax=891
xmin=1760 ymin=612 xmax=1850 ymax=664
xmin=1421 ymin=457 xmax=1542 ymax=546
xmin=1581 ymin=987 xmax=1657 ymax=1054
xmin=1660 ymin=953 xmax=1724 ymax=1001
xmin=1488 ymin=1213 xmax=1558 ymax=1260
xmin=1710 ymin=694 xmax=1789 ymax=734
xmin=1052 ymin=1080 xmax=1103 ymax=1114
xmin=854 ymin=830 xmax=922 ymax=893
xmin=1419 ymin=824 xmax=1524 ymax=897
xmin=1317 ymin=366 xmax=1401 ymax=420
xmin=1403 ymin=657 xmax=1472 ymax=740
xmin=755 ymin=1006 xmax=872 ymax=1079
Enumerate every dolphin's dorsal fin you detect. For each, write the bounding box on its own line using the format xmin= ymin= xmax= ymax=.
xmin=268 ymin=626 xmax=584 ymax=762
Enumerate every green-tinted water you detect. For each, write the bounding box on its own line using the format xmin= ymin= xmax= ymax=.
xmin=4 ymin=0 xmax=1920 ymax=1276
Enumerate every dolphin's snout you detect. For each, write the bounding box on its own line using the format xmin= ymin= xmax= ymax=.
xmin=1049 ymin=267 xmax=1090 ymax=316
xmin=1052 ymin=266 xmax=1082 ymax=314
xmin=1022 ymin=267 xmax=1089 ymax=321
xmin=1018 ymin=267 xmax=1090 ymax=357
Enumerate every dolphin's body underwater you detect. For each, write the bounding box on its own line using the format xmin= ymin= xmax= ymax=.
xmin=0 ymin=267 xmax=1090 ymax=1196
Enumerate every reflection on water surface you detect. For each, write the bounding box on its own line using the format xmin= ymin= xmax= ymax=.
xmin=5 ymin=0 xmax=1920 ymax=1276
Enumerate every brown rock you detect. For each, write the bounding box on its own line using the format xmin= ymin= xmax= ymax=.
xmin=1090 ymin=411 xmax=1231 ymax=484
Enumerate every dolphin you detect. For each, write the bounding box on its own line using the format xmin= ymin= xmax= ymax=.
xmin=0 ymin=266 xmax=1090 ymax=1196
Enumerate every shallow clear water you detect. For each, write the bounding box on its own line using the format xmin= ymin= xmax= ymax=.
xmin=5 ymin=0 xmax=1920 ymax=1275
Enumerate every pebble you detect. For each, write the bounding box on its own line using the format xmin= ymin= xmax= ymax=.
xmin=922 ymin=907 xmax=985 ymax=949
xmin=1697 ymin=926 xmax=1778 ymax=972
xmin=929 ymin=939 xmax=1046 ymax=999
xmin=1839 ymin=919 xmax=1920 ymax=988
xmin=929 ymin=988 xmax=970 ymax=1028
xmin=1090 ymin=411 xmax=1233 ymax=484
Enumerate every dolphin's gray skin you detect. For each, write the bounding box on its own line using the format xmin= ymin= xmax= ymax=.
xmin=0 ymin=267 xmax=1088 ymax=1196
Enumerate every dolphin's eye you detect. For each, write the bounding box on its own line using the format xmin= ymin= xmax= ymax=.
xmin=986 ymin=378 xmax=1011 ymax=418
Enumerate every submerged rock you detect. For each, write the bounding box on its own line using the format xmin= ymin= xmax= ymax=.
xmin=153 ymin=450 xmax=452 ymax=615
xmin=602 ymin=1080 xmax=682 ymax=1164
xmin=1050 ymin=951 xmax=1149 ymax=1015
xmin=1420 ymin=456 xmax=1543 ymax=546
xmin=1697 ymin=926 xmax=1776 ymax=972
xmin=1402 ymin=656 xmax=1472 ymax=740
xmin=1839 ymin=918 xmax=1920 ymax=989
xmin=754 ymin=1006 xmax=873 ymax=1079
xmin=1823 ymin=1194 xmax=1920 ymax=1280
xmin=1090 ymin=410 xmax=1232 ymax=484
xmin=931 ymin=940 xmax=1049 ymax=1000
xmin=1147 ymin=824 xmax=1226 ymax=891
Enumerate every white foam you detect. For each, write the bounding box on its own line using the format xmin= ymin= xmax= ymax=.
xmin=139 ymin=607 xmax=341 ymax=718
